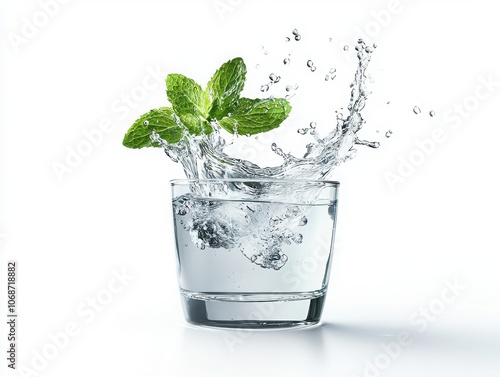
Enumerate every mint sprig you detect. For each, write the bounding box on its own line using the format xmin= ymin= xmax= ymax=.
xmin=123 ymin=58 xmax=291 ymax=149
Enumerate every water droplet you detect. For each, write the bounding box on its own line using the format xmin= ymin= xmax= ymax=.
xmin=143 ymin=120 xmax=149 ymax=126
xmin=299 ymin=216 xmax=308 ymax=226
xmin=306 ymin=60 xmax=314 ymax=68
xmin=343 ymin=45 xmax=349 ymax=51
xmin=269 ymin=73 xmax=280 ymax=83
xmin=310 ymin=122 xmax=316 ymax=128
xmin=429 ymin=110 xmax=436 ymax=117
xmin=413 ymin=106 xmax=421 ymax=114
xmin=285 ymin=85 xmax=292 ymax=92
xmin=283 ymin=58 xmax=290 ymax=65
xmin=385 ymin=130 xmax=393 ymax=138
xmin=294 ymin=35 xmax=301 ymax=41
xmin=260 ymin=84 xmax=269 ymax=92
xmin=285 ymin=37 xmax=290 ymax=42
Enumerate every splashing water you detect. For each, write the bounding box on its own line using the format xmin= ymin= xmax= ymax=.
xmin=156 ymin=38 xmax=378 ymax=269
xmin=155 ymin=38 xmax=377 ymax=184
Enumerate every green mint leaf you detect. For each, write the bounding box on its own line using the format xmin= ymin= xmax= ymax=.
xmin=217 ymin=98 xmax=292 ymax=135
xmin=166 ymin=74 xmax=209 ymax=117
xmin=123 ymin=107 xmax=183 ymax=148
xmin=179 ymin=113 xmax=212 ymax=136
xmin=206 ymin=57 xmax=246 ymax=120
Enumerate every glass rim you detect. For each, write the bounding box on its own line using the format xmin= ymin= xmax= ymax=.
xmin=170 ymin=178 xmax=339 ymax=187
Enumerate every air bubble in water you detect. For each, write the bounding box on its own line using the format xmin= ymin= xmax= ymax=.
xmin=310 ymin=66 xmax=316 ymax=72
xmin=143 ymin=120 xmax=149 ymax=126
xmin=297 ymin=128 xmax=307 ymax=135
xmin=385 ymin=130 xmax=393 ymax=138
xmin=292 ymin=28 xmax=299 ymax=36
xmin=325 ymin=75 xmax=330 ymax=81
xmin=285 ymin=85 xmax=292 ymax=92
xmin=310 ymin=122 xmax=316 ymax=128
xmin=260 ymin=84 xmax=269 ymax=92
xmin=413 ymin=106 xmax=421 ymax=114
xmin=295 ymin=35 xmax=301 ymax=41
xmin=293 ymin=233 xmax=303 ymax=244
xmin=271 ymin=142 xmax=277 ymax=151
xmin=283 ymin=58 xmax=290 ymax=65
xmin=306 ymin=60 xmax=314 ymax=68
xmin=343 ymin=45 xmax=349 ymax=51
xmin=429 ymin=110 xmax=436 ymax=117
xmin=285 ymin=37 xmax=290 ymax=42
xmin=299 ymin=216 xmax=308 ymax=226
xmin=255 ymin=64 xmax=260 ymax=69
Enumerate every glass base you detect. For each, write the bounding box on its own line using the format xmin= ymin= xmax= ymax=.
xmin=180 ymin=290 xmax=327 ymax=329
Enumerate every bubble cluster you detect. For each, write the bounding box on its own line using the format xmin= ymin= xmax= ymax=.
xmin=173 ymin=194 xmax=309 ymax=270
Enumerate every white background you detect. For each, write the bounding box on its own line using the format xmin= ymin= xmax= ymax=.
xmin=1 ymin=0 xmax=500 ymax=376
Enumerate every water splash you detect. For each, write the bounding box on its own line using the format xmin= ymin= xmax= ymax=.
xmin=163 ymin=38 xmax=377 ymax=269
xmin=158 ymin=39 xmax=375 ymax=183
